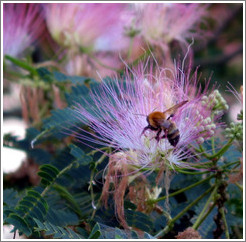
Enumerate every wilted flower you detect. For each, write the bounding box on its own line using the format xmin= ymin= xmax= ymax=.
xmin=176 ymin=227 xmax=201 ymax=239
xmin=3 ymin=3 xmax=44 ymax=57
xmin=44 ymin=3 xmax=127 ymax=51
xmin=71 ymin=59 xmax=222 ymax=170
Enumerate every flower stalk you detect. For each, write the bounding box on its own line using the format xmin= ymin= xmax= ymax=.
xmin=149 ymin=174 xmax=215 ymax=205
xmin=155 ymin=185 xmax=215 ymax=238
xmin=221 ymin=207 xmax=230 ymax=239
xmin=192 ymin=185 xmax=218 ymax=230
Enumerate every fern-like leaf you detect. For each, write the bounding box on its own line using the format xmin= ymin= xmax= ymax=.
xmin=33 ymin=218 xmax=84 ymax=239
xmin=38 ymin=164 xmax=60 ymax=186
xmin=52 ymin=184 xmax=82 ymax=217
xmin=89 ymin=222 xmax=155 ymax=239
xmin=69 ymin=144 xmax=92 ymax=166
xmin=5 ymin=213 xmax=32 ymax=237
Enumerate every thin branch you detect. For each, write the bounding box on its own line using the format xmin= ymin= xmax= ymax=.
xmin=149 ymin=174 xmax=215 ymax=204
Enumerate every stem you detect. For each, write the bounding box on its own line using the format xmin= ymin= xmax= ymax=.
xmin=89 ymin=153 xmax=107 ymax=220
xmin=195 ymin=144 xmax=211 ymax=159
xmin=51 ymin=46 xmax=66 ymax=61
xmin=172 ymin=186 xmax=214 ymax=223
xmin=5 ymin=55 xmax=37 ymax=76
xmin=89 ymin=171 xmax=96 ymax=212
xmin=149 ymin=174 xmax=215 ymax=204
xmin=87 ymin=147 xmax=110 ymax=156
xmin=177 ymin=160 xmax=214 ymax=169
xmin=127 ymin=37 xmax=134 ymax=60
xmin=208 ymin=138 xmax=235 ymax=161
xmin=211 ymin=137 xmax=215 ymax=155
xmin=118 ymin=48 xmax=152 ymax=76
xmin=154 ymin=186 xmax=214 ymax=238
xmin=235 ymin=182 xmax=243 ymax=192
xmin=221 ymin=160 xmax=241 ymax=170
xmin=210 ymin=113 xmax=216 ymax=155
xmin=22 ymin=161 xmax=76 ymax=220
xmin=91 ymin=197 xmax=102 ymax=221
xmin=195 ymin=202 xmax=216 ymax=231
xmin=192 ymin=185 xmax=218 ymax=230
xmin=174 ymin=168 xmax=210 ymax=175
xmin=41 ymin=162 xmax=74 ymax=197
xmin=220 ymin=208 xmax=230 ymax=239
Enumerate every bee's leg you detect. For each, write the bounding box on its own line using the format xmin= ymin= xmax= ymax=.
xmin=161 ymin=129 xmax=168 ymax=140
xmin=155 ymin=128 xmax=162 ymax=142
xmin=141 ymin=125 xmax=158 ymax=136
xmin=167 ymin=114 xmax=174 ymax=120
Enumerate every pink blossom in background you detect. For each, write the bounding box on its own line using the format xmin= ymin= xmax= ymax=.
xmin=3 ymin=3 xmax=44 ymax=57
xmin=44 ymin=3 xmax=128 ymax=51
xmin=227 ymin=84 xmax=243 ymax=122
xmin=64 ymin=53 xmax=123 ymax=78
xmin=135 ymin=3 xmax=208 ymax=50
xmin=70 ymin=60 xmax=224 ymax=169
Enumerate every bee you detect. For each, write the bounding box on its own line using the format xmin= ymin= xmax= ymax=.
xmin=141 ymin=100 xmax=188 ymax=147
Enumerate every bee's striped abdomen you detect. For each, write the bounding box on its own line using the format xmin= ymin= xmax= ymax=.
xmin=167 ymin=122 xmax=180 ymax=147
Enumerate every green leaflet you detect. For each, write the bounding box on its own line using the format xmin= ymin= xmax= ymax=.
xmin=88 ymin=222 xmax=155 ymax=239
xmin=38 ymin=164 xmax=60 ymax=186
xmin=5 ymin=214 xmax=32 ymax=237
xmin=125 ymin=209 xmax=153 ymax=233
xmin=88 ymin=223 xmax=102 ymax=239
xmin=69 ymin=144 xmax=92 ymax=166
xmin=5 ymin=55 xmax=37 ymax=76
xmin=52 ymin=184 xmax=82 ymax=217
xmin=17 ymin=190 xmax=49 ymax=218
xmin=53 ymin=70 xmax=96 ymax=85
xmin=46 ymin=209 xmax=79 ymax=227
xmin=33 ymin=218 xmax=84 ymax=239
xmin=3 ymin=189 xmax=20 ymax=208
xmin=4 ymin=189 xmax=49 ymax=237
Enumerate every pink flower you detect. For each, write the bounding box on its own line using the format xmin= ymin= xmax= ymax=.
xmin=3 ymin=3 xmax=44 ymax=57
xmin=64 ymin=52 xmax=123 ymax=78
xmin=227 ymin=84 xmax=243 ymax=122
xmin=134 ymin=3 xmax=208 ymax=50
xmin=70 ymin=59 xmax=223 ymax=169
xmin=44 ymin=3 xmax=128 ymax=51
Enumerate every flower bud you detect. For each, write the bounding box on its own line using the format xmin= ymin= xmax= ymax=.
xmin=197 ymin=137 xmax=204 ymax=144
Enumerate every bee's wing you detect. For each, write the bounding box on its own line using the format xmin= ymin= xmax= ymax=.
xmin=163 ymin=100 xmax=188 ymax=116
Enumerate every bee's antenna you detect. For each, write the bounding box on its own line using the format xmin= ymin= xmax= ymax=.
xmin=132 ymin=113 xmax=146 ymax=117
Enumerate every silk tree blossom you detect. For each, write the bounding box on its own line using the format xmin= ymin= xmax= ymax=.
xmin=70 ymin=60 xmax=225 ymax=170
xmin=64 ymin=52 xmax=124 ymax=78
xmin=227 ymin=84 xmax=243 ymax=122
xmin=225 ymin=84 xmax=243 ymax=142
xmin=132 ymin=3 xmax=208 ymax=51
xmin=3 ymin=3 xmax=44 ymax=57
xmin=44 ymin=3 xmax=128 ymax=51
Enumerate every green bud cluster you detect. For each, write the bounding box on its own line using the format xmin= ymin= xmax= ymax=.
xmin=194 ymin=112 xmax=216 ymax=144
xmin=237 ymin=110 xmax=243 ymax=121
xmin=201 ymin=90 xmax=229 ymax=115
xmin=225 ymin=122 xmax=243 ymax=141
